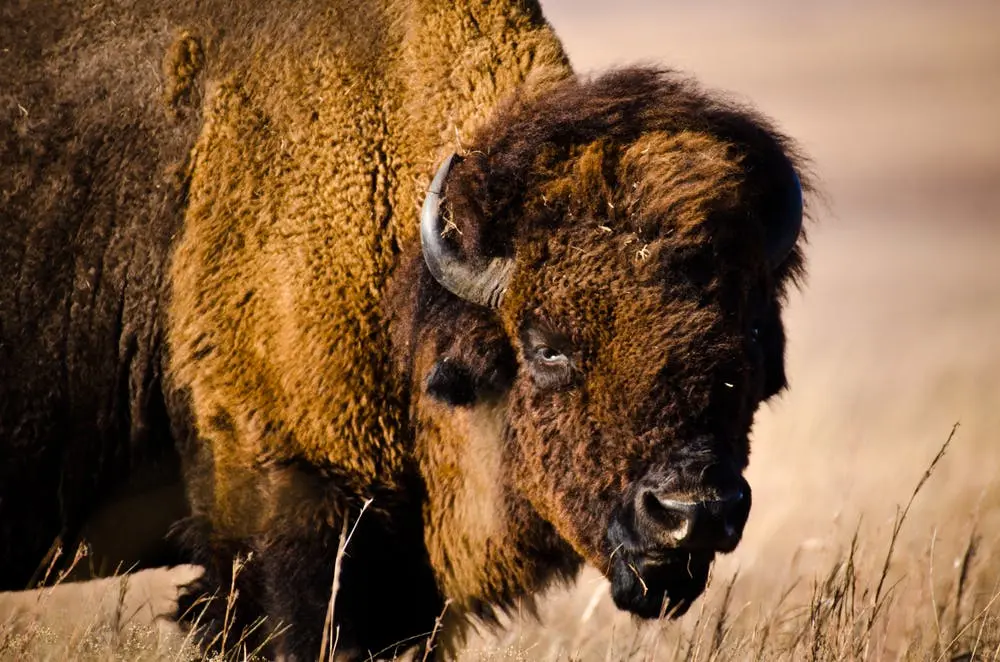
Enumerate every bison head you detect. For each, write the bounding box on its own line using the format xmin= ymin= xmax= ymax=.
xmin=409 ymin=69 xmax=808 ymax=618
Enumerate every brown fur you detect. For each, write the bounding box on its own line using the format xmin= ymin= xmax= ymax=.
xmin=0 ymin=0 xmax=811 ymax=659
xmin=165 ymin=0 xmax=570 ymax=657
xmin=0 ymin=0 xmax=205 ymax=585
xmin=389 ymin=69 xmax=812 ymax=639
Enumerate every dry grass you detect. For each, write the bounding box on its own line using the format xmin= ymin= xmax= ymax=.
xmin=2 ymin=425 xmax=997 ymax=661
xmin=0 ymin=565 xmax=199 ymax=661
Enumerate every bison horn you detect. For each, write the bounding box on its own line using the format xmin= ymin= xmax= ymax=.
xmin=420 ymin=153 xmax=515 ymax=308
xmin=766 ymin=166 xmax=804 ymax=268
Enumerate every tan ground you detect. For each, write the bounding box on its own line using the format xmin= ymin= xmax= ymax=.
xmin=2 ymin=1 xmax=998 ymax=660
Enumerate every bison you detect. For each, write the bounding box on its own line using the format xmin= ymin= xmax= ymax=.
xmin=0 ymin=0 xmax=811 ymax=659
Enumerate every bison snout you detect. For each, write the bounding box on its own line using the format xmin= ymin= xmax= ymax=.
xmin=634 ymin=480 xmax=751 ymax=552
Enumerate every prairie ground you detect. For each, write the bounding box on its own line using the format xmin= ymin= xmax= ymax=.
xmin=2 ymin=1 xmax=998 ymax=660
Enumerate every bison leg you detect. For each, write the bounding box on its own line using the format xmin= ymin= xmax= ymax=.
xmin=177 ymin=464 xmax=444 ymax=661
xmin=256 ymin=510 xmax=443 ymax=661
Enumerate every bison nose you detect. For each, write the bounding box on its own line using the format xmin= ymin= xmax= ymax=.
xmin=634 ymin=482 xmax=751 ymax=552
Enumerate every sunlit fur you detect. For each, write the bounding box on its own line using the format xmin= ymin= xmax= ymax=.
xmin=165 ymin=1 xmax=571 ymax=657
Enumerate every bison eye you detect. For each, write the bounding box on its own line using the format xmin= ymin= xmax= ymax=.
xmin=537 ymin=346 xmax=567 ymax=363
xmin=528 ymin=344 xmax=574 ymax=390
xmin=520 ymin=323 xmax=576 ymax=389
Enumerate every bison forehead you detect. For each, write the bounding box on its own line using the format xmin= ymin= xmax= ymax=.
xmin=503 ymin=127 xmax=767 ymax=314
xmin=535 ymin=131 xmax=744 ymax=238
xmin=501 ymin=217 xmax=763 ymax=432
xmin=504 ymin=216 xmax=761 ymax=349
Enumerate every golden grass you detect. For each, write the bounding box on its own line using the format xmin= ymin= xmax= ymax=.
xmin=2 ymin=426 xmax=996 ymax=661
xmin=0 ymin=567 xmax=198 ymax=661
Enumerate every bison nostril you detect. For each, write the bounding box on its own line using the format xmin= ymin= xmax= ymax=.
xmin=637 ymin=489 xmax=698 ymax=544
xmin=640 ymin=490 xmax=671 ymax=522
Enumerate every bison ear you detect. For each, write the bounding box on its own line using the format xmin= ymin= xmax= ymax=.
xmin=425 ymin=354 xmax=517 ymax=407
xmin=424 ymin=335 xmax=517 ymax=407
xmin=425 ymin=358 xmax=478 ymax=407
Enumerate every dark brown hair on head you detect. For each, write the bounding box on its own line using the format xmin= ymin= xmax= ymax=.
xmin=445 ymin=67 xmax=811 ymax=293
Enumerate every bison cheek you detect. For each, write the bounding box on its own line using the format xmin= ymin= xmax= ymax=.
xmin=506 ymin=434 xmax=621 ymax=568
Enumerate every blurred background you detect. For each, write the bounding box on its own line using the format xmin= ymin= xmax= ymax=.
xmin=462 ymin=0 xmax=1000 ymax=657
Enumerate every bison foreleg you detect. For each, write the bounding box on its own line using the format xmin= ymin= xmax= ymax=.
xmin=177 ymin=462 xmax=445 ymax=661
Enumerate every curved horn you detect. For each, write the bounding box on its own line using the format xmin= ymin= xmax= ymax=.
xmin=766 ymin=167 xmax=804 ymax=268
xmin=420 ymin=153 xmax=515 ymax=308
